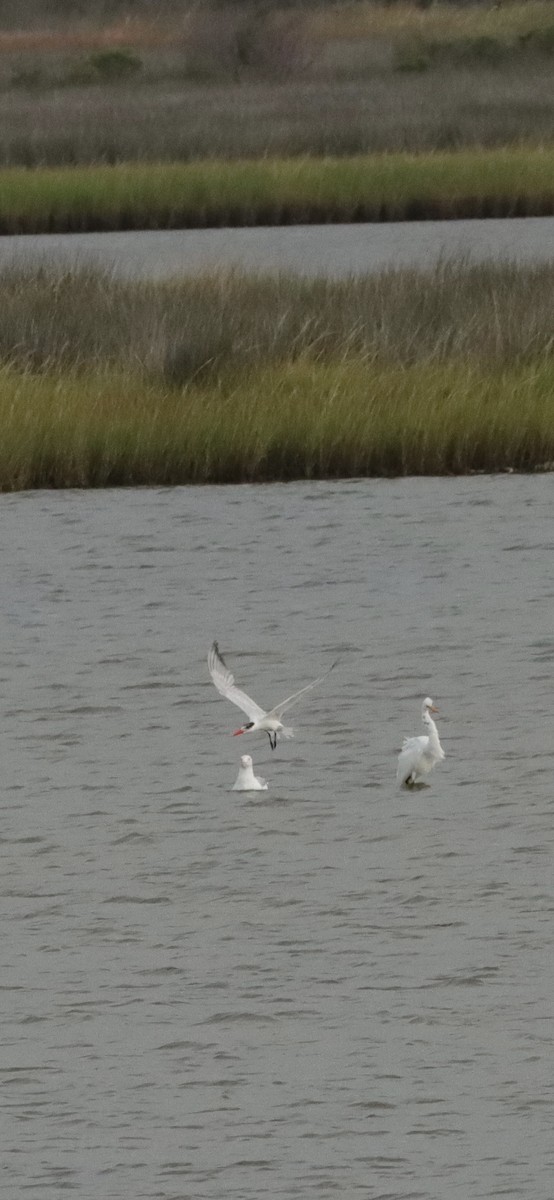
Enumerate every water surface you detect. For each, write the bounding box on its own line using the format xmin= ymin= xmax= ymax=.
xmin=1 ymin=216 xmax=554 ymax=278
xmin=1 ymin=477 xmax=553 ymax=1198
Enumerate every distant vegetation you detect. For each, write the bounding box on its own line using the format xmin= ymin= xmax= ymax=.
xmin=0 ymin=3 xmax=553 ymax=165
xmin=3 ymin=1 xmax=554 ymax=80
xmin=0 ymin=260 xmax=553 ymax=489
xmin=3 ymin=65 xmax=554 ymax=167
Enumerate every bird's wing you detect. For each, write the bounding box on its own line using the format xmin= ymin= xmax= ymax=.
xmin=401 ymin=735 xmax=427 ymax=753
xmin=267 ymin=659 xmax=338 ymax=720
xmin=397 ymin=744 xmax=420 ymax=783
xmin=396 ymin=735 xmax=428 ymax=783
xmin=208 ymin=642 xmax=266 ymax=723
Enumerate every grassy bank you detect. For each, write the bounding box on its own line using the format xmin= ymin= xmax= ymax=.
xmin=1 ymin=361 xmax=553 ymax=491
xmin=1 ymin=148 xmax=554 ymax=233
xmin=1 ymin=260 xmax=554 ymax=489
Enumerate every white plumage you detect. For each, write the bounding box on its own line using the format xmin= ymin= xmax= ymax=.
xmin=232 ymin=754 xmax=268 ymax=792
xmin=397 ymin=697 xmax=445 ymax=787
xmin=208 ymin=641 xmax=336 ymax=750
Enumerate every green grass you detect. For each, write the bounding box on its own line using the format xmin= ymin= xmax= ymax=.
xmin=0 ymin=359 xmax=553 ymax=491
xmin=1 ymin=147 xmax=554 ymax=232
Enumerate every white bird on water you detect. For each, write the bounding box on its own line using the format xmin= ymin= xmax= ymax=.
xmin=397 ymin=697 xmax=445 ymax=787
xmin=232 ymin=754 xmax=268 ymax=792
xmin=208 ymin=641 xmax=336 ymax=749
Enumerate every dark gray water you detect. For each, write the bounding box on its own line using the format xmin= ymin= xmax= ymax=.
xmin=1 ymin=216 xmax=554 ymax=278
xmin=1 ymin=477 xmax=553 ymax=1199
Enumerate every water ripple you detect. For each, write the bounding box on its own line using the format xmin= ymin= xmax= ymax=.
xmin=0 ymin=477 xmax=552 ymax=1199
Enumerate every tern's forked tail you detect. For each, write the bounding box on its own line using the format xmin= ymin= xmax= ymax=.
xmin=280 ymin=726 xmax=294 ymax=740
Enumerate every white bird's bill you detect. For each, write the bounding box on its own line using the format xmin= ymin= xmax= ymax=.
xmin=397 ymin=696 xmax=445 ymax=787
xmin=232 ymin=754 xmax=268 ymax=792
xmin=208 ymin=641 xmax=337 ymax=750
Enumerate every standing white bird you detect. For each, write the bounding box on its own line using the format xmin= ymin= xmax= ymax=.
xmin=208 ymin=641 xmax=336 ymax=749
xmin=397 ymin=697 xmax=445 ymax=787
xmin=232 ymin=754 xmax=268 ymax=792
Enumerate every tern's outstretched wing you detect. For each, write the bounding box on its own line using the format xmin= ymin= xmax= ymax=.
xmin=208 ymin=642 xmax=266 ymax=723
xmin=267 ymin=659 xmax=338 ymax=721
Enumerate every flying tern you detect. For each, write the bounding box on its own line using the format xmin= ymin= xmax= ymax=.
xmin=208 ymin=641 xmax=336 ymax=750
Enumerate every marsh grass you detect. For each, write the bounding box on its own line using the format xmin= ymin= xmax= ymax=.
xmin=3 ymin=260 xmax=554 ymax=376
xmin=0 ymin=360 xmax=552 ymax=490
xmin=1 ymin=148 xmax=554 ymax=233
xmin=0 ymin=4 xmax=553 ymax=176
xmin=1 ymin=65 xmax=554 ymax=167
xmin=0 ymin=260 xmax=554 ymax=488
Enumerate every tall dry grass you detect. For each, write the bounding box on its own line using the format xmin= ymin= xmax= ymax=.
xmin=3 ymin=260 xmax=554 ymax=376
xmin=0 ymin=65 xmax=553 ymax=168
